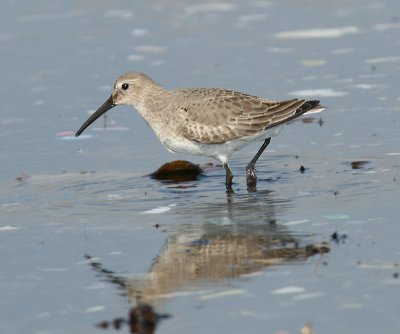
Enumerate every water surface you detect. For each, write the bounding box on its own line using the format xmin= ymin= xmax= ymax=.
xmin=1 ymin=1 xmax=399 ymax=333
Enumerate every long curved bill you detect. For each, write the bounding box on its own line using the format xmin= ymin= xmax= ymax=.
xmin=75 ymin=96 xmax=115 ymax=137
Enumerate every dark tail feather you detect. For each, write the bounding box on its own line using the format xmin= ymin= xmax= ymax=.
xmin=265 ymin=100 xmax=321 ymax=130
xmin=297 ymin=100 xmax=320 ymax=115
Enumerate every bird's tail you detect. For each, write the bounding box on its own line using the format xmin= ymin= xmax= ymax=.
xmin=301 ymin=100 xmax=325 ymax=115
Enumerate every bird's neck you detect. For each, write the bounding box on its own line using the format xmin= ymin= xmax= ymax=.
xmin=132 ymin=82 xmax=172 ymax=133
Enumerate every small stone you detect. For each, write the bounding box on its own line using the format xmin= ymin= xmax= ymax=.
xmin=150 ymin=160 xmax=203 ymax=182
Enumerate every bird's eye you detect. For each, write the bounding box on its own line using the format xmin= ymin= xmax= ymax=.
xmin=122 ymin=83 xmax=129 ymax=90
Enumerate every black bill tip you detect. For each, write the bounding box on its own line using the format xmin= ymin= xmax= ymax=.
xmin=75 ymin=96 xmax=115 ymax=137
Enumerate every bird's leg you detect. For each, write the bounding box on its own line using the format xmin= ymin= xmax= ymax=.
xmin=246 ymin=138 xmax=271 ymax=188
xmin=224 ymin=162 xmax=233 ymax=191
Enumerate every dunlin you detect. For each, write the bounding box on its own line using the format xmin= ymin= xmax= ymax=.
xmin=76 ymin=72 xmax=323 ymax=190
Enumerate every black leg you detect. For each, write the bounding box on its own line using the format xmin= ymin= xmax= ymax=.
xmin=246 ymin=138 xmax=271 ymax=188
xmin=224 ymin=162 xmax=233 ymax=191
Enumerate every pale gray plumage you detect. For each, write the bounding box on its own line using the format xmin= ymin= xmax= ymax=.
xmin=76 ymin=72 xmax=323 ymax=190
xmin=171 ymin=89 xmax=305 ymax=144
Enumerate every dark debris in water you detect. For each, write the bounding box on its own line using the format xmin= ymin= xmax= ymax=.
xmin=16 ymin=173 xmax=29 ymax=182
xmin=331 ymin=231 xmax=348 ymax=244
xmin=299 ymin=165 xmax=306 ymax=173
xmin=150 ymin=160 xmax=203 ymax=182
xmin=351 ymin=161 xmax=370 ymax=170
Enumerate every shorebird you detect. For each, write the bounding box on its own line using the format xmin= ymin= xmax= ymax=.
xmin=76 ymin=72 xmax=323 ymax=190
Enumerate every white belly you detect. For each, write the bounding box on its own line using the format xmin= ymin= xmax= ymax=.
xmin=161 ymin=125 xmax=283 ymax=163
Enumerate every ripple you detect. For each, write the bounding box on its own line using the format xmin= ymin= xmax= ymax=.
xmin=273 ymin=26 xmax=359 ymax=39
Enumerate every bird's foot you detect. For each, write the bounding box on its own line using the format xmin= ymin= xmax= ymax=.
xmin=246 ymin=164 xmax=257 ymax=181
xmin=246 ymin=164 xmax=257 ymax=191
xmin=225 ymin=173 xmax=233 ymax=192
xmin=224 ymin=163 xmax=234 ymax=192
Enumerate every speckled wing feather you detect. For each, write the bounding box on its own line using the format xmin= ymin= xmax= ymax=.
xmin=174 ymin=88 xmax=312 ymax=144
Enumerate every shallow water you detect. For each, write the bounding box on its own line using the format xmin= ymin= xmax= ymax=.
xmin=1 ymin=1 xmax=400 ymax=333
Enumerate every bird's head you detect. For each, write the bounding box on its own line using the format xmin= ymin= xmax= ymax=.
xmin=75 ymin=72 xmax=153 ymax=137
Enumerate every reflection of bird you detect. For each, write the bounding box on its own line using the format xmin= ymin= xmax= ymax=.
xmin=86 ymin=233 xmax=328 ymax=333
xmin=86 ymin=255 xmax=169 ymax=334
xmin=129 ymin=225 xmax=329 ymax=305
xmin=75 ymin=72 xmax=323 ymax=190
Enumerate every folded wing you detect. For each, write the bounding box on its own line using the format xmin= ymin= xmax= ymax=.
xmin=175 ymin=88 xmax=319 ymax=144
